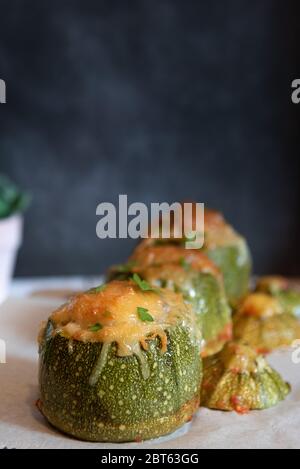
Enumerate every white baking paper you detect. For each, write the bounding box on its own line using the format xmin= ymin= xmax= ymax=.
xmin=1 ymin=295 xmax=300 ymax=449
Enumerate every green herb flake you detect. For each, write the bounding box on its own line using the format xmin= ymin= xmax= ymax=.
xmin=137 ymin=307 xmax=154 ymax=322
xmin=132 ymin=273 xmax=157 ymax=293
xmin=89 ymin=323 xmax=103 ymax=332
xmin=179 ymin=257 xmax=191 ymax=271
xmin=88 ymin=284 xmax=106 ymax=294
xmin=114 ymin=261 xmax=137 ymax=273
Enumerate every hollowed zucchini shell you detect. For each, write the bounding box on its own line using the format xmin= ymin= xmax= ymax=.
xmin=38 ymin=320 xmax=202 ymax=442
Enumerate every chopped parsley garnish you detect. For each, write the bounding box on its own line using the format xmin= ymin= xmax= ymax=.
xmin=89 ymin=323 xmax=103 ymax=332
xmin=137 ymin=307 xmax=154 ymax=322
xmin=114 ymin=261 xmax=137 ymax=273
xmin=88 ymin=284 xmax=106 ymax=294
xmin=179 ymin=257 xmax=191 ymax=271
xmin=132 ymin=273 xmax=157 ymax=292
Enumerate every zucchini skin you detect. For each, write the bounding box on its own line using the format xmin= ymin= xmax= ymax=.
xmin=206 ymin=244 xmax=251 ymax=307
xmin=201 ymin=343 xmax=290 ymax=412
xmin=273 ymin=290 xmax=300 ymax=318
xmin=131 ymin=238 xmax=251 ymax=308
xmin=39 ymin=321 xmax=202 ymax=442
xmin=148 ymin=272 xmax=232 ymax=357
xmin=185 ymin=273 xmax=231 ymax=356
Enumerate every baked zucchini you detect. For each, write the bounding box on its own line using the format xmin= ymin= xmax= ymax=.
xmin=233 ymin=293 xmax=300 ymax=353
xmin=201 ymin=342 xmax=290 ymax=413
xmin=38 ymin=280 xmax=202 ymax=442
xmin=111 ymin=245 xmax=232 ymax=357
xmin=256 ymin=276 xmax=300 ymax=318
xmin=134 ymin=206 xmax=252 ymax=307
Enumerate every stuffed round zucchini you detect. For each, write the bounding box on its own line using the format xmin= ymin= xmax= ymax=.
xmin=201 ymin=342 xmax=290 ymax=413
xmin=135 ymin=205 xmax=251 ymax=307
xmin=256 ymin=276 xmax=300 ymax=318
xmin=38 ymin=280 xmax=203 ymax=442
xmin=111 ymin=245 xmax=232 ymax=357
xmin=233 ymin=293 xmax=300 ymax=353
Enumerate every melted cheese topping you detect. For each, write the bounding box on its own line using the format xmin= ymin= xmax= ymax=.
xmin=51 ymin=280 xmax=197 ymax=357
xmin=219 ymin=342 xmax=265 ymax=374
xmin=137 ymin=205 xmax=245 ymax=251
xmin=130 ymin=245 xmax=221 ymax=280
xmin=238 ymin=293 xmax=283 ymax=318
xmin=203 ymin=209 xmax=245 ymax=250
xmin=257 ymin=276 xmax=289 ymax=292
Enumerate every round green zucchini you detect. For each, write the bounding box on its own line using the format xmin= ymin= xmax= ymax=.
xmin=38 ymin=280 xmax=202 ymax=442
xmin=201 ymin=342 xmax=290 ymax=413
xmin=133 ymin=206 xmax=252 ymax=307
xmin=111 ymin=245 xmax=232 ymax=357
xmin=256 ymin=276 xmax=300 ymax=318
xmin=233 ymin=293 xmax=300 ymax=353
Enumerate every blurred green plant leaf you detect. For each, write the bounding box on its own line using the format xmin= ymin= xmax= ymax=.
xmin=0 ymin=174 xmax=30 ymax=219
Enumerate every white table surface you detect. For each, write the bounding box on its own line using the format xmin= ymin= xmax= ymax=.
xmin=9 ymin=276 xmax=104 ymax=298
xmin=1 ymin=277 xmax=300 ymax=449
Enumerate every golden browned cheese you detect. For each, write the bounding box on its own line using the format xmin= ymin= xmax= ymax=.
xmin=50 ymin=280 xmax=198 ymax=358
xmin=238 ymin=293 xmax=283 ymax=318
xmin=137 ymin=205 xmax=244 ymax=250
xmin=257 ymin=276 xmax=300 ymax=293
xmin=129 ymin=244 xmax=222 ymax=281
xmin=234 ymin=292 xmax=300 ymax=353
xmin=203 ymin=209 xmax=245 ymax=250
xmin=176 ymin=204 xmax=242 ymax=248
xmin=213 ymin=342 xmax=262 ymax=374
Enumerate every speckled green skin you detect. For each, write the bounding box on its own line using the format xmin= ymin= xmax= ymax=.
xmin=149 ymin=272 xmax=231 ymax=356
xmin=138 ymin=238 xmax=252 ymax=307
xmin=274 ymin=290 xmax=300 ymax=318
xmin=38 ymin=321 xmax=202 ymax=442
xmin=205 ymin=244 xmax=251 ymax=307
xmin=185 ymin=273 xmax=231 ymax=348
xmin=201 ymin=351 xmax=290 ymax=412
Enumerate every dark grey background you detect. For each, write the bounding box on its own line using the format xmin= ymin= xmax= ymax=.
xmin=0 ymin=0 xmax=300 ymax=277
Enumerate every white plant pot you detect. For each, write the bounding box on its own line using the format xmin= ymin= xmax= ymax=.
xmin=0 ymin=215 xmax=23 ymax=304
